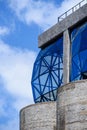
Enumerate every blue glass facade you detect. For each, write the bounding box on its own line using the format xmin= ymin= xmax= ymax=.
xmin=70 ymin=22 xmax=87 ymax=81
xmin=31 ymin=20 xmax=87 ymax=103
xmin=31 ymin=37 xmax=63 ymax=103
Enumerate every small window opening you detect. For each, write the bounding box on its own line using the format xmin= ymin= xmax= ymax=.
xmin=81 ymin=72 xmax=87 ymax=79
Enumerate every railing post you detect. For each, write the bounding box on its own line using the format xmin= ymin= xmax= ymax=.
xmin=65 ymin=12 xmax=67 ymax=17
xmin=79 ymin=2 xmax=81 ymax=8
xmin=72 ymin=7 xmax=74 ymax=12
xmin=58 ymin=17 xmax=59 ymax=23
xmin=57 ymin=0 xmax=86 ymax=23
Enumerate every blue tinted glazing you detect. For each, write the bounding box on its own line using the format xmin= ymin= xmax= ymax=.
xmin=31 ymin=37 xmax=63 ymax=103
xmin=71 ymin=22 xmax=87 ymax=81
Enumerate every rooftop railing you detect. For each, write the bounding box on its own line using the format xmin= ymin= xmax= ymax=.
xmin=58 ymin=0 xmax=87 ymax=22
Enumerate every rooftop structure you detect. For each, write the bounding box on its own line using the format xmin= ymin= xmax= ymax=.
xmin=31 ymin=2 xmax=87 ymax=103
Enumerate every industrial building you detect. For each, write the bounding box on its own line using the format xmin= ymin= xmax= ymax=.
xmin=20 ymin=1 xmax=87 ymax=130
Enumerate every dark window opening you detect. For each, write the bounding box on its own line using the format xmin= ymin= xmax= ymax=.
xmin=81 ymin=72 xmax=87 ymax=79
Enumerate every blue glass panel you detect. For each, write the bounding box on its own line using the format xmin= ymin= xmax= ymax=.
xmin=72 ymin=34 xmax=81 ymax=56
xmin=71 ymin=22 xmax=87 ymax=81
xmin=31 ymin=37 xmax=63 ymax=103
xmin=80 ymin=26 xmax=87 ymax=51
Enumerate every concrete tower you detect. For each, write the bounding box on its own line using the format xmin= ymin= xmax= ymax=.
xmin=20 ymin=1 xmax=87 ymax=130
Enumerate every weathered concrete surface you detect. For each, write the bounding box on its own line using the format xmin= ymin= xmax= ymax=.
xmin=38 ymin=4 xmax=87 ymax=48
xmin=20 ymin=101 xmax=56 ymax=130
xmin=57 ymin=80 xmax=87 ymax=130
xmin=63 ymin=30 xmax=71 ymax=84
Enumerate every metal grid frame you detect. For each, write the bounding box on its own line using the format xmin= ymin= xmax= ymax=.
xmin=31 ymin=37 xmax=63 ymax=103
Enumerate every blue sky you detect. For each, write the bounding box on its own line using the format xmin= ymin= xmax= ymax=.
xmin=0 ymin=0 xmax=82 ymax=129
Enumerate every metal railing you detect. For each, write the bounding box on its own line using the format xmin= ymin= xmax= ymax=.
xmin=58 ymin=0 xmax=87 ymax=22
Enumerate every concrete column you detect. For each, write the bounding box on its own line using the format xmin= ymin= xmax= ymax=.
xmin=57 ymin=80 xmax=87 ymax=130
xmin=63 ymin=29 xmax=71 ymax=84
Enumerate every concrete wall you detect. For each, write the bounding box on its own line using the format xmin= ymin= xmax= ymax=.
xmin=57 ymin=80 xmax=87 ymax=130
xmin=20 ymin=80 xmax=87 ymax=130
xmin=20 ymin=101 xmax=56 ymax=130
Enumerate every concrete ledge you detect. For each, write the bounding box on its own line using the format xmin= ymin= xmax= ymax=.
xmin=20 ymin=101 xmax=56 ymax=130
xmin=58 ymin=79 xmax=87 ymax=94
xmin=38 ymin=4 xmax=87 ymax=48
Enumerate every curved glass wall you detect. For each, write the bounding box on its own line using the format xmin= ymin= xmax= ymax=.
xmin=31 ymin=37 xmax=63 ymax=103
xmin=71 ymin=22 xmax=87 ymax=81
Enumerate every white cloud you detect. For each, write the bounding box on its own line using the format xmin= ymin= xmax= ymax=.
xmin=0 ymin=26 xmax=10 ymax=36
xmin=0 ymin=40 xmax=36 ymax=110
xmin=0 ymin=38 xmax=38 ymax=130
xmin=0 ymin=40 xmax=37 ymax=130
xmin=8 ymin=0 xmax=84 ymax=30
